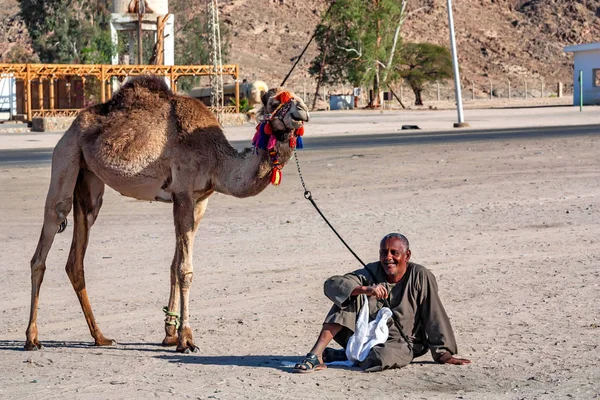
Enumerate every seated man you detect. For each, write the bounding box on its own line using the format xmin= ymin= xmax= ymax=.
xmin=294 ymin=233 xmax=471 ymax=373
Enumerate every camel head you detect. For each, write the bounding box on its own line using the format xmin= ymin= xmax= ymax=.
xmin=259 ymin=88 xmax=309 ymax=142
xmin=252 ymin=88 xmax=310 ymax=186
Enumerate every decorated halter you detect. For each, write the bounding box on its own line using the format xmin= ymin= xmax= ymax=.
xmin=252 ymin=91 xmax=305 ymax=186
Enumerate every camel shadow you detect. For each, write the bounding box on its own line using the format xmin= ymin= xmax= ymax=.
xmin=0 ymin=340 xmax=99 ymax=352
xmin=0 ymin=339 xmax=179 ymax=353
xmin=155 ymin=354 xmax=302 ymax=372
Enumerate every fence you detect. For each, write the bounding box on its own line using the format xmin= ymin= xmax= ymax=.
xmin=289 ymin=76 xmax=574 ymax=110
xmin=0 ymin=63 xmax=241 ymax=122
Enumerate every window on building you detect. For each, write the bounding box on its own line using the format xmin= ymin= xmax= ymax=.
xmin=594 ymin=69 xmax=600 ymax=87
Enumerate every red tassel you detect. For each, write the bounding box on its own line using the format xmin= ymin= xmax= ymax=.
xmin=264 ymin=123 xmax=272 ymax=135
xmin=295 ymin=125 xmax=304 ymax=136
xmin=270 ymin=168 xmax=282 ymax=185
xmin=276 ymin=91 xmax=293 ymax=104
xmin=289 ymin=136 xmax=297 ymax=148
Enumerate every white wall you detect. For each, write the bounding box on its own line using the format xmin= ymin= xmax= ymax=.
xmin=572 ymin=50 xmax=600 ymax=105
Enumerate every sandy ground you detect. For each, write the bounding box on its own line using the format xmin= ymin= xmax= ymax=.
xmin=0 ymin=109 xmax=599 ymax=399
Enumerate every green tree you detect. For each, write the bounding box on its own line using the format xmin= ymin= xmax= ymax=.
xmin=398 ymin=42 xmax=453 ymax=106
xmin=19 ymin=0 xmax=115 ymax=64
xmin=309 ymin=0 xmax=407 ymax=108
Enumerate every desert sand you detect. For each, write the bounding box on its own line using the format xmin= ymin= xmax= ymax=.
xmin=0 ymin=108 xmax=599 ymax=399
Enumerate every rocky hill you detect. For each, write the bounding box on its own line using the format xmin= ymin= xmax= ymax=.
xmin=2 ymin=0 xmax=599 ymax=94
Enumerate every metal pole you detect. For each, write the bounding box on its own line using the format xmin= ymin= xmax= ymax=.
xmin=138 ymin=0 xmax=145 ymax=64
xmin=100 ymin=65 xmax=106 ymax=103
xmin=8 ymin=76 xmax=15 ymax=119
xmin=49 ymin=78 xmax=55 ymax=110
xmin=26 ymin=63 xmax=32 ymax=122
xmin=447 ymin=0 xmax=467 ymax=127
xmin=170 ymin=67 xmax=175 ymax=91
xmin=234 ymin=65 xmax=239 ymax=113
xmin=81 ymin=77 xmax=85 ymax=108
xmin=579 ymin=70 xmax=583 ymax=111
xmin=38 ymin=79 xmax=43 ymax=111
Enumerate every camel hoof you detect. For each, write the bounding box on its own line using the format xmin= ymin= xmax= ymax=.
xmin=24 ymin=342 xmax=43 ymax=351
xmin=162 ymin=335 xmax=178 ymax=347
xmin=184 ymin=346 xmax=199 ymax=354
xmin=95 ymin=337 xmax=117 ymax=347
xmin=176 ymin=344 xmax=199 ymax=354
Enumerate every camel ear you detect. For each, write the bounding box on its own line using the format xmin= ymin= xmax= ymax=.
xmin=262 ymin=88 xmax=280 ymax=110
xmin=260 ymin=90 xmax=268 ymax=106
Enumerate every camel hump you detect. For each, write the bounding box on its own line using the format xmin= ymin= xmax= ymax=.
xmin=111 ymin=75 xmax=172 ymax=106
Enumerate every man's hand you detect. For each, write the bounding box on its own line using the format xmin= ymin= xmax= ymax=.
xmin=351 ymin=284 xmax=388 ymax=299
xmin=365 ymin=284 xmax=388 ymax=299
xmin=438 ymin=351 xmax=471 ymax=365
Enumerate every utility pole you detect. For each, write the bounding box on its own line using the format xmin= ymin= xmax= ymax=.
xmin=447 ymin=0 xmax=469 ymax=127
xmin=137 ymin=0 xmax=145 ymax=64
xmin=208 ymin=0 xmax=224 ymax=125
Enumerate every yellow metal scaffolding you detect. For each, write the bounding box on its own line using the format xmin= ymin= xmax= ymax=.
xmin=0 ymin=63 xmax=240 ymax=122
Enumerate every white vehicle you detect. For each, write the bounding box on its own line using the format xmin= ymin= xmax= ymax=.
xmin=0 ymin=77 xmax=16 ymax=121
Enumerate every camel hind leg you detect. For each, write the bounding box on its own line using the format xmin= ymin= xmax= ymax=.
xmin=65 ymin=168 xmax=114 ymax=346
xmin=26 ymin=133 xmax=80 ymax=350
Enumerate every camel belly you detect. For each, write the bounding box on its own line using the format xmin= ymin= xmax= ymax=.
xmin=110 ymin=181 xmax=173 ymax=202
xmin=87 ymin=164 xmax=174 ymax=202
xmin=107 ymin=180 xmax=173 ymax=202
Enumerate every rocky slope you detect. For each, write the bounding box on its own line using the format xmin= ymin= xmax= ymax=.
xmin=1 ymin=0 xmax=599 ymax=92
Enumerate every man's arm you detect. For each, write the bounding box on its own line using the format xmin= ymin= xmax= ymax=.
xmin=323 ymin=269 xmax=371 ymax=308
xmin=324 ymin=263 xmax=389 ymax=306
xmin=419 ymin=269 xmax=471 ymax=365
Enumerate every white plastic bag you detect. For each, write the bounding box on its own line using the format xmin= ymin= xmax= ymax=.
xmin=345 ymin=294 xmax=393 ymax=362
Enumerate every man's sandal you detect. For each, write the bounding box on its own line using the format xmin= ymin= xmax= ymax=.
xmin=293 ymin=353 xmax=327 ymax=373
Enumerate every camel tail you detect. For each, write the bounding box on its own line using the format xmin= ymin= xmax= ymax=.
xmin=57 ymin=218 xmax=68 ymax=233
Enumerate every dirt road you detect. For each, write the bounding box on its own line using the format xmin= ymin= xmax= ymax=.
xmin=0 ymin=126 xmax=598 ymax=399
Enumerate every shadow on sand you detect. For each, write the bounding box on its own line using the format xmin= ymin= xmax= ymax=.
xmin=154 ymin=354 xmax=303 ymax=372
xmin=155 ymin=353 xmax=436 ymax=371
xmin=0 ymin=339 xmax=180 ymax=353
xmin=1 ymin=340 xmax=436 ymax=372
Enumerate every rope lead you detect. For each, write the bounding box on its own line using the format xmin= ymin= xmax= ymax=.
xmin=294 ymin=149 xmax=413 ymax=351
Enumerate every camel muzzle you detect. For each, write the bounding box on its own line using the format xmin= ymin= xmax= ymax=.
xmin=292 ymin=113 xmax=309 ymax=122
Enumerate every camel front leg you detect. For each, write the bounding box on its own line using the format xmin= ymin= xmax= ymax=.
xmin=163 ymin=196 xmax=210 ymax=346
xmin=170 ymin=193 xmax=209 ymax=353
xmin=162 ymin=252 xmax=181 ymax=346
xmin=26 ymin=137 xmax=80 ymax=350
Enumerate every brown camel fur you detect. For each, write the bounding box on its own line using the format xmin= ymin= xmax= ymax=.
xmin=25 ymin=76 xmax=309 ymax=353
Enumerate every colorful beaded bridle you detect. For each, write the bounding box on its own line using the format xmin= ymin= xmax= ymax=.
xmin=252 ymin=91 xmax=305 ymax=186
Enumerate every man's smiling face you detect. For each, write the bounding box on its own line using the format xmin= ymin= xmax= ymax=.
xmin=379 ymin=237 xmax=411 ymax=283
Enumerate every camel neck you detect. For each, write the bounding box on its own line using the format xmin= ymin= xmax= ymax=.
xmin=213 ymin=141 xmax=293 ymax=198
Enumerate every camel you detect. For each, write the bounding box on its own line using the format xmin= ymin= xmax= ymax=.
xmin=25 ymin=76 xmax=309 ymax=353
